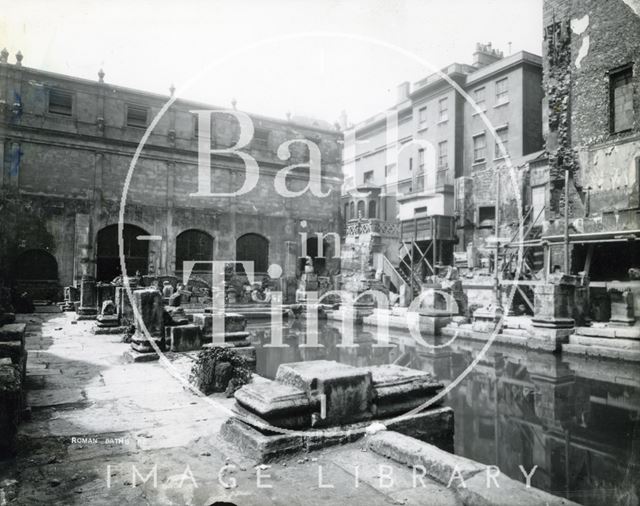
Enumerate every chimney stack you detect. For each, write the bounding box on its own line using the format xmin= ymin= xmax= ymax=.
xmin=397 ymin=81 xmax=410 ymax=102
xmin=472 ymin=43 xmax=503 ymax=69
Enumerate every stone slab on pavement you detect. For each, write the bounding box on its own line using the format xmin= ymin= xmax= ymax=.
xmin=234 ymin=380 xmax=311 ymax=429
xmin=362 ymin=364 xmax=444 ymax=416
xmin=275 ymin=360 xmax=373 ymax=427
xmin=122 ymin=349 xmax=160 ymax=363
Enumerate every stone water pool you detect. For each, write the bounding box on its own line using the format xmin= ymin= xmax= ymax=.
xmin=246 ymin=318 xmax=640 ymax=506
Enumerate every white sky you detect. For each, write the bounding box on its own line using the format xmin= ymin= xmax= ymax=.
xmin=0 ymin=0 xmax=542 ymax=125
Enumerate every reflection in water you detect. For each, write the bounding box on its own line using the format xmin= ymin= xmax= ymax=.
xmin=247 ymin=319 xmax=640 ymax=506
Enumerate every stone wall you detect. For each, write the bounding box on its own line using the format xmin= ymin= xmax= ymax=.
xmin=542 ymin=0 xmax=640 ymax=227
xmin=0 ymin=62 xmax=343 ymax=293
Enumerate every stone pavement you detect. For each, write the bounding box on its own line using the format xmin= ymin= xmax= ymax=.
xmin=0 ymin=311 xmax=460 ymax=505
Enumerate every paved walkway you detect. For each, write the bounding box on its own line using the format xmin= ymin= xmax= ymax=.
xmin=0 ymin=311 xmax=459 ymax=505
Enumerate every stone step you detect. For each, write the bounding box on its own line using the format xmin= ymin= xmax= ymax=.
xmin=569 ymin=334 xmax=640 ymax=351
xmin=562 ymin=343 xmax=640 ymax=362
xmin=575 ymin=325 xmax=640 ymax=340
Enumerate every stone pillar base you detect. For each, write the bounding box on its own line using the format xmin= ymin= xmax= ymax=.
xmin=531 ymin=320 xmax=574 ymax=352
xmin=610 ymin=316 xmax=636 ymax=327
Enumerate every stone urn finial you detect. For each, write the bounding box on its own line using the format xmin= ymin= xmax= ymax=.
xmin=15 ymin=50 xmax=23 ymax=66
xmin=0 ymin=48 xmax=8 ymax=64
xmin=231 ymin=97 xmax=237 ymax=110
xmin=169 ymin=83 xmax=175 ymax=96
xmin=98 ymin=68 xmax=105 ymax=83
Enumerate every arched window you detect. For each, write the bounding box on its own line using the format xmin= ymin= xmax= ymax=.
xmin=176 ymin=229 xmax=214 ymax=273
xmin=96 ymin=224 xmax=149 ymax=282
xmin=349 ymin=202 xmax=355 ymax=219
xmin=344 ymin=203 xmax=349 ymax=222
xmin=236 ymin=233 xmax=269 ymax=273
xmin=357 ymin=200 xmax=365 ymax=218
xmin=14 ymin=249 xmax=58 ymax=280
xmin=368 ymin=200 xmax=377 ymax=219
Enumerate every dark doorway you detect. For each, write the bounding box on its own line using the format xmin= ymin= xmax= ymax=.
xmin=572 ymin=242 xmax=640 ymax=281
xmin=14 ymin=249 xmax=58 ymax=281
xmin=176 ymin=229 xmax=214 ymax=273
xmin=96 ymin=224 xmax=149 ymax=282
xmin=300 ymin=236 xmax=331 ymax=275
xmin=13 ymin=249 xmax=60 ymax=301
xmin=236 ymin=233 xmax=269 ymax=274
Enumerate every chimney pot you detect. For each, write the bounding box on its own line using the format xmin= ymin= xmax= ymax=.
xmin=472 ymin=42 xmax=503 ymax=69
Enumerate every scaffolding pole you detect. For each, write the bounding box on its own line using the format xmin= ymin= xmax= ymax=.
xmin=494 ymin=168 xmax=501 ymax=306
xmin=564 ymin=168 xmax=570 ymax=274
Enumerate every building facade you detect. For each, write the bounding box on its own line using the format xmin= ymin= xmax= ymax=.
xmin=0 ymin=52 xmax=343 ymax=298
xmin=342 ymin=44 xmax=544 ymax=294
xmin=539 ymin=0 xmax=640 ymax=281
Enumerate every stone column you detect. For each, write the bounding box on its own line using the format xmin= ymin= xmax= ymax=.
xmin=77 ymin=275 xmax=97 ymax=318
xmin=125 ymin=288 xmax=165 ymax=362
xmin=531 ymin=274 xmax=578 ymax=351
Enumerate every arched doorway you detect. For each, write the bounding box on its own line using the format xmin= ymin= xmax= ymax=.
xmin=236 ymin=233 xmax=269 ymax=274
xmin=14 ymin=249 xmax=58 ymax=281
xmin=96 ymin=224 xmax=150 ymax=282
xmin=176 ymin=229 xmax=214 ymax=274
xmin=14 ymin=249 xmax=59 ymax=301
xmin=357 ymin=200 xmax=365 ymax=218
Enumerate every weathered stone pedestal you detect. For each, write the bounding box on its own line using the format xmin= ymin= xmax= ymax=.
xmin=608 ymin=287 xmax=635 ymax=326
xmin=93 ymin=300 xmax=127 ymax=335
xmin=193 ymin=312 xmax=247 ymax=340
xmin=531 ymin=276 xmax=578 ymax=352
xmin=168 ymin=324 xmax=202 ymax=351
xmin=77 ymin=276 xmax=97 ymax=319
xmin=62 ymin=286 xmax=79 ymax=311
xmin=115 ymin=286 xmax=134 ymax=327
xmin=123 ymin=289 xmax=165 ymax=363
xmin=96 ymin=283 xmax=116 ymax=314
xmin=472 ymin=303 xmax=503 ymax=333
